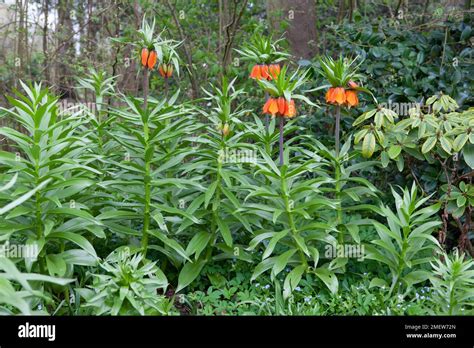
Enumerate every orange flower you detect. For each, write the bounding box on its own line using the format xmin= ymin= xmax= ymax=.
xmin=284 ymin=99 xmax=296 ymax=118
xmin=268 ymin=98 xmax=279 ymax=115
xmin=263 ymin=98 xmax=271 ymax=114
xmin=333 ymin=87 xmax=346 ymax=105
xmin=264 ymin=98 xmax=296 ymax=118
xmin=268 ymin=64 xmax=281 ymax=80
xmin=250 ymin=65 xmax=262 ymax=79
xmin=345 ymin=90 xmax=359 ymax=107
xmin=260 ymin=65 xmax=270 ymax=80
xmin=147 ymin=50 xmax=157 ymax=70
xmin=277 ymin=97 xmax=286 ymax=115
xmin=348 ymin=80 xmax=358 ymax=89
xmin=159 ymin=65 xmax=166 ymax=78
xmin=166 ymin=64 xmax=173 ymax=78
xmin=141 ymin=48 xmax=149 ymax=67
xmin=325 ymin=87 xmax=336 ymax=104
xmin=158 ymin=63 xmax=173 ymax=78
xmin=263 ymin=98 xmax=279 ymax=116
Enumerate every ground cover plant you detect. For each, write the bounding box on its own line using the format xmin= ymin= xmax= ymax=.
xmin=0 ymin=0 xmax=473 ymax=316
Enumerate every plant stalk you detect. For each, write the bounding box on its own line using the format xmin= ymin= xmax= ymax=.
xmin=141 ymin=68 xmax=150 ymax=255
xmin=334 ymin=105 xmax=344 ymax=244
xmin=279 ymin=116 xmax=284 ymax=166
xmin=335 ymin=160 xmax=343 ymax=245
xmin=281 ymin=175 xmax=307 ymax=266
xmin=335 ymin=105 xmax=341 ymax=156
xmin=264 ymin=91 xmax=269 ymax=133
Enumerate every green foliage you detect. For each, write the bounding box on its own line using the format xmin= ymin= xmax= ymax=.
xmin=317 ymin=55 xmax=362 ymax=87
xmin=77 ymin=248 xmax=173 ymax=315
xmin=257 ymin=66 xmax=315 ymax=106
xmin=0 ymin=82 xmax=100 ymax=279
xmin=441 ymin=181 xmax=474 ymax=218
xmin=365 ymin=183 xmax=441 ymax=294
xmin=0 ymin=258 xmax=74 ymax=315
xmin=235 ymin=31 xmax=290 ymax=65
xmin=429 ymin=249 xmax=474 ymax=315
xmin=329 ymin=19 xmax=473 ymax=104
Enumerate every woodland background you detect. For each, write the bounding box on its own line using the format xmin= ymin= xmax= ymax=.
xmin=0 ymin=0 xmax=471 ymax=104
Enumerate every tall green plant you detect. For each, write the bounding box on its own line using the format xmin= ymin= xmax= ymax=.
xmin=429 ymin=249 xmax=474 ymax=315
xmin=366 ymin=183 xmax=442 ymax=295
xmin=107 ymin=92 xmax=199 ymax=259
xmin=175 ymin=78 xmax=254 ymax=292
xmin=0 ymin=82 xmax=101 ymax=276
xmin=243 ymin=147 xmax=340 ymax=297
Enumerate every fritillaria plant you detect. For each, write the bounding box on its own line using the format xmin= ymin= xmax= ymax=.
xmin=256 ymin=66 xmax=315 ymax=166
xmin=317 ymin=55 xmax=368 ymax=155
xmin=236 ymin=32 xmax=290 ymax=129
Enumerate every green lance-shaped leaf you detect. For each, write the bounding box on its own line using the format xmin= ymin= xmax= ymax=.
xmin=176 ymin=259 xmax=206 ymax=292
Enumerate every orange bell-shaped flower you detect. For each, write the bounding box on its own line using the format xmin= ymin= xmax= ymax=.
xmin=284 ymin=99 xmax=296 ymax=118
xmin=325 ymin=87 xmax=336 ymax=104
xmin=333 ymin=87 xmax=346 ymax=105
xmin=348 ymin=80 xmax=359 ymax=89
xmin=141 ymin=48 xmax=149 ymax=67
xmin=166 ymin=64 xmax=173 ymax=78
xmin=159 ymin=65 xmax=165 ymax=77
xmin=268 ymin=98 xmax=279 ymax=116
xmin=277 ymin=97 xmax=286 ymax=115
xmin=263 ymin=98 xmax=271 ymax=114
xmin=250 ymin=65 xmax=262 ymax=80
xmin=345 ymin=90 xmax=359 ymax=107
xmin=147 ymin=50 xmax=157 ymax=70
xmin=158 ymin=63 xmax=173 ymax=78
xmin=260 ymin=65 xmax=270 ymax=80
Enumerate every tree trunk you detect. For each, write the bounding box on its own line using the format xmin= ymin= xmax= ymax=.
xmin=337 ymin=0 xmax=345 ymax=22
xmin=42 ymin=0 xmax=49 ymax=83
xmin=221 ymin=0 xmax=248 ymax=74
xmin=267 ymin=0 xmax=318 ymax=60
xmin=57 ymin=0 xmax=76 ymax=99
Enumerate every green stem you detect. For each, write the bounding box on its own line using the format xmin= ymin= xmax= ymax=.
xmin=33 ymin=138 xmax=47 ymax=274
xmin=206 ymin=157 xmax=223 ymax=262
xmin=390 ymin=234 xmax=408 ymax=296
xmin=280 ymin=174 xmax=306 ymax=265
xmin=448 ymin=286 xmax=454 ymax=315
xmin=334 ymin=105 xmax=343 ymax=244
xmin=264 ymin=91 xmax=269 ymax=133
xmin=141 ymin=69 xmax=150 ymax=256
xmin=335 ymin=105 xmax=341 ymax=156
xmin=335 ymin=160 xmax=343 ymax=245
xmin=142 ymin=125 xmax=151 ymax=255
xmin=279 ymin=117 xmax=284 ymax=166
xmin=35 ymin=191 xmax=42 ymax=239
